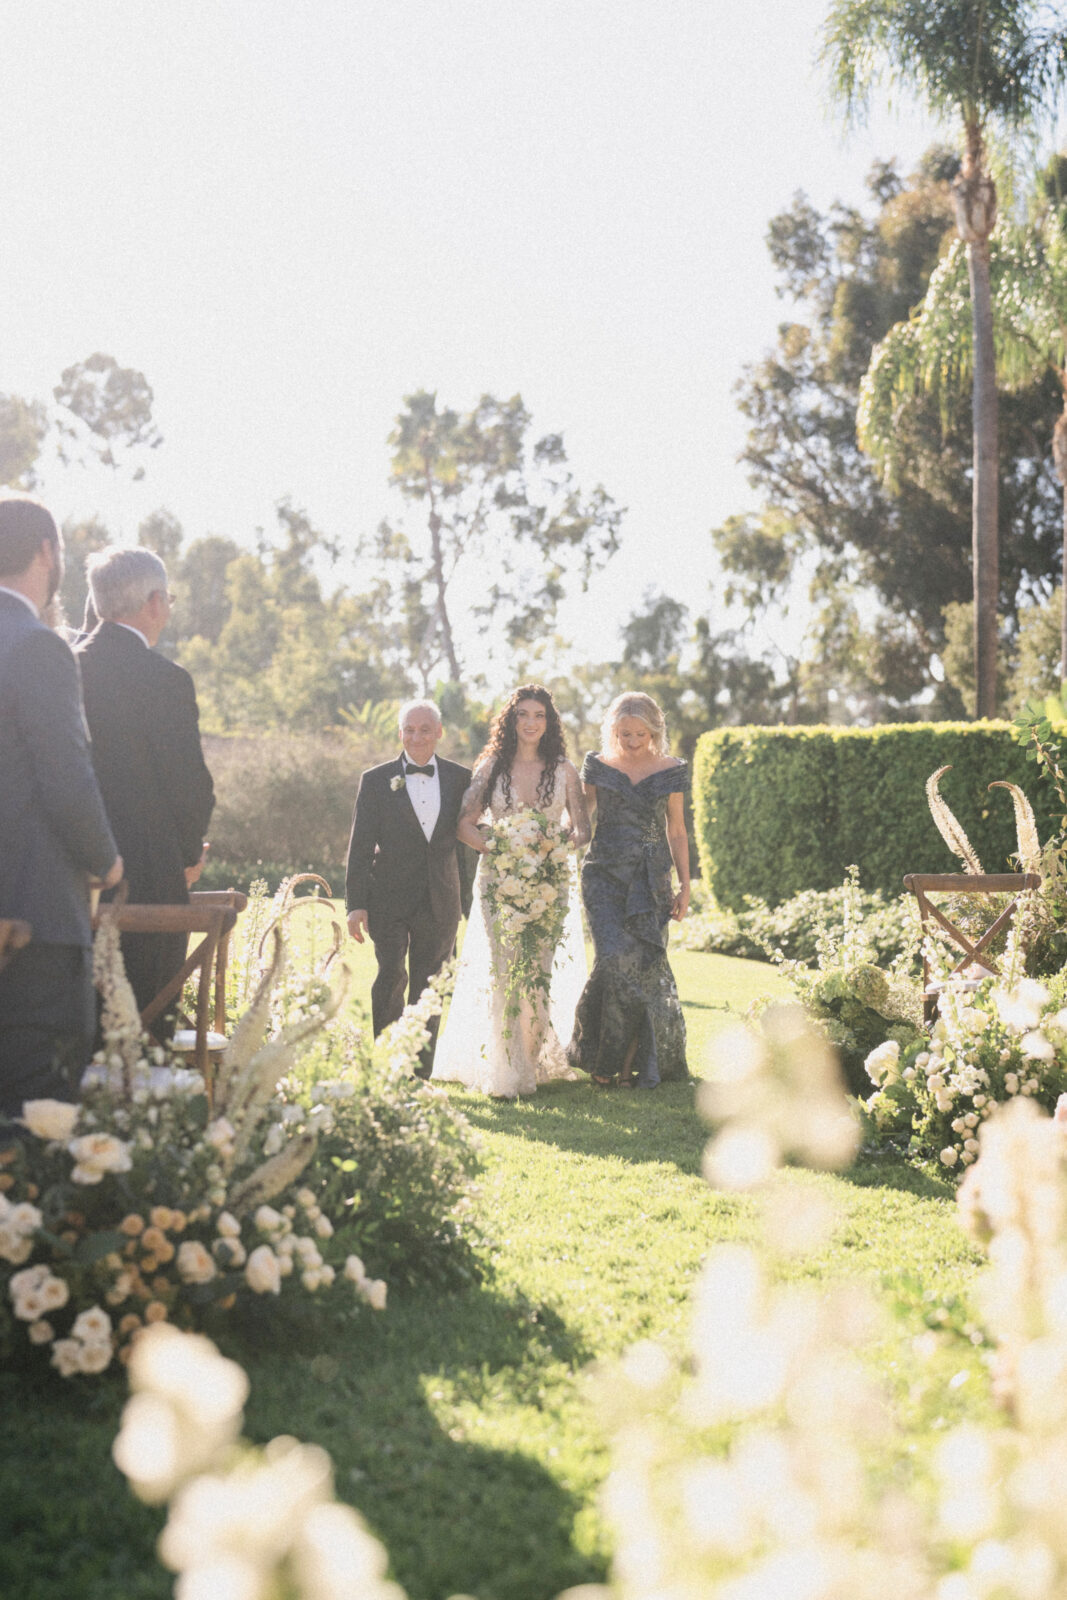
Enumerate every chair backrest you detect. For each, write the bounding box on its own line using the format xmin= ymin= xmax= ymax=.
xmin=903 ymin=872 xmax=1041 ymax=1018
xmin=99 ymin=889 xmax=248 ymax=1088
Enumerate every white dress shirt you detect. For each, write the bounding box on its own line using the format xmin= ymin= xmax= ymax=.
xmin=403 ymin=755 xmax=441 ymax=841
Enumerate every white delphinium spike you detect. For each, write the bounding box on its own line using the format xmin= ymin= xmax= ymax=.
xmin=926 ymin=766 xmax=984 ymax=874
xmin=226 ymin=1130 xmax=319 ymax=1216
xmin=92 ymin=908 xmax=146 ymax=1093
xmin=226 ymin=966 xmax=348 ymax=1170
xmin=213 ymin=926 xmax=287 ymax=1119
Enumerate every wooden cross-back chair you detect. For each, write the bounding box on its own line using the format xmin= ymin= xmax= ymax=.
xmin=903 ymin=872 xmax=1042 ymax=1024
xmin=96 ymin=889 xmax=248 ymax=1099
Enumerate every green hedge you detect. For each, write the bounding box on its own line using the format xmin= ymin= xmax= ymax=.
xmin=693 ymin=722 xmax=1046 ymax=910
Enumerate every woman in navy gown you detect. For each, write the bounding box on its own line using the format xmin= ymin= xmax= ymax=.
xmin=568 ymin=692 xmax=690 ymax=1087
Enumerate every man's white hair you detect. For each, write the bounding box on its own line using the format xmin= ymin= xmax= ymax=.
xmin=88 ymin=546 xmax=168 ymax=621
xmin=398 ymin=698 xmax=443 ymax=730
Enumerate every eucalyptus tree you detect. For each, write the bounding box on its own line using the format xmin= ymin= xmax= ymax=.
xmin=822 ymin=0 xmax=1067 ymax=716
xmin=382 ymin=390 xmax=623 ymax=687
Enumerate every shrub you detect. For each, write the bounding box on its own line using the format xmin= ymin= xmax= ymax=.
xmin=677 ymin=880 xmax=920 ymax=968
xmin=693 ymin=721 xmax=1044 ymax=909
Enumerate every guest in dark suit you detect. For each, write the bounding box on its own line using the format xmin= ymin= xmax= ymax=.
xmin=345 ymin=699 xmax=472 ymax=1075
xmin=0 ymin=496 xmax=123 ymax=1115
xmin=76 ymin=547 xmax=214 ymax=1021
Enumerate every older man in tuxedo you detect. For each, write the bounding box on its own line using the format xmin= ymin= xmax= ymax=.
xmin=346 ymin=699 xmax=472 ymax=1075
xmin=77 ymin=547 xmax=215 ymax=1020
xmin=0 ymin=496 xmax=123 ymax=1116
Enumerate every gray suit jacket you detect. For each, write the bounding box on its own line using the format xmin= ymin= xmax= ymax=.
xmin=0 ymin=590 xmax=117 ymax=946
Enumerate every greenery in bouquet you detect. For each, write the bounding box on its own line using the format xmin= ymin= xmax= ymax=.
xmin=860 ymin=970 xmax=1067 ymax=1172
xmin=0 ymin=916 xmax=391 ymax=1379
xmin=479 ymin=808 xmax=572 ymax=1022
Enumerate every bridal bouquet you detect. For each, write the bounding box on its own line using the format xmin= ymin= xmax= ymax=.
xmin=480 ymin=811 xmax=572 ymax=1020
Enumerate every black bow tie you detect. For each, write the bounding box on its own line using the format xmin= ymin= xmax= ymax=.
xmin=405 ymin=763 xmax=435 ymax=777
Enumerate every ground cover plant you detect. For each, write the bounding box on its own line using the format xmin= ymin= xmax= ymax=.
xmin=0 ymin=941 xmax=996 ymax=1600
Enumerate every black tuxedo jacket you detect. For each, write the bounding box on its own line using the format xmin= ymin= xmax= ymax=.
xmin=0 ymin=591 xmax=118 ymax=946
xmin=345 ymin=755 xmax=472 ymax=931
xmin=75 ymin=622 xmax=215 ymax=907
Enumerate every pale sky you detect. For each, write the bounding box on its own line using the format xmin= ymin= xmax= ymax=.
xmin=2 ymin=0 xmax=955 ymax=681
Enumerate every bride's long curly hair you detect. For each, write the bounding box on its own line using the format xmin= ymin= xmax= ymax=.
xmin=478 ymin=684 xmax=567 ymax=810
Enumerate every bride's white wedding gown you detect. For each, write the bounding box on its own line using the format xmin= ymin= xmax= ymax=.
xmin=431 ymin=765 xmax=587 ymax=1098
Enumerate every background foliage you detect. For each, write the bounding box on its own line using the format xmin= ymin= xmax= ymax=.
xmin=694 ymin=720 xmax=1043 ymax=907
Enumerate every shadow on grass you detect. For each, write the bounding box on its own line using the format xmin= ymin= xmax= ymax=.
xmin=0 ymin=1276 xmax=604 ymax=1600
xmin=453 ymin=1078 xmax=710 ymax=1177
xmin=840 ymin=1154 xmax=957 ymax=1203
xmin=245 ymin=1279 xmax=604 ymax=1600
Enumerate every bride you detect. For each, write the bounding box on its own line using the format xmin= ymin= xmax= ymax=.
xmin=432 ymin=684 xmax=590 ymax=1098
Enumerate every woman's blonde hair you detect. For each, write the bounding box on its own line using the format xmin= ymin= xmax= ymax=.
xmin=601 ymin=692 xmax=669 ymax=758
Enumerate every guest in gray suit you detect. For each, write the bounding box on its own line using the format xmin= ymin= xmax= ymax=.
xmin=0 ymin=496 xmax=123 ymax=1117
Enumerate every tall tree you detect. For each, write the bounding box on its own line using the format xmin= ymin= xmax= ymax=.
xmin=822 ymin=0 xmax=1067 ymax=716
xmin=53 ymin=353 xmax=162 ymax=479
xmin=380 ymin=390 xmax=623 ymax=686
xmin=0 ymin=395 xmax=48 ymax=488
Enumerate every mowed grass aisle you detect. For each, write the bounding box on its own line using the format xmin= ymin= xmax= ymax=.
xmin=0 ymin=949 xmax=987 ymax=1600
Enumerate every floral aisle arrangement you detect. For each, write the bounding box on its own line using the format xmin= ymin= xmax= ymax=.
xmin=0 ymin=915 xmax=389 ymax=1379
xmin=774 ymin=868 xmax=923 ymax=1098
xmin=862 ymin=970 xmax=1067 ymax=1169
xmin=479 ymin=810 xmax=572 ymax=1018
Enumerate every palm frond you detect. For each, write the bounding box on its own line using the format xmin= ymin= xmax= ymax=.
xmin=926 ymin=765 xmax=984 ymax=873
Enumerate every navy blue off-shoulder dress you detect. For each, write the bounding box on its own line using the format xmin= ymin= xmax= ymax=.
xmin=567 ymin=752 xmax=689 ymax=1087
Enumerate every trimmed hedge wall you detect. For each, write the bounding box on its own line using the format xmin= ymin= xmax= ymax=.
xmin=693 ymin=722 xmax=1046 ymax=910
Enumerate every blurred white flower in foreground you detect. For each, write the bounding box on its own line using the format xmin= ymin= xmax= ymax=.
xmin=113 ymin=1324 xmax=404 ymax=1598
xmin=701 ymin=1004 xmax=859 ymax=1191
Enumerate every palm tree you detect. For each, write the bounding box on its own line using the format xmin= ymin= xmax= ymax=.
xmin=822 ymin=0 xmax=1067 ymax=717
xmin=859 ymin=204 xmax=1067 ymax=687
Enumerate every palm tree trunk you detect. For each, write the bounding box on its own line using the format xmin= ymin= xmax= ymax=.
xmin=953 ymin=127 xmax=999 ymax=720
xmin=967 ymin=233 xmax=999 ymax=718
xmin=1054 ymin=409 xmax=1067 ymax=685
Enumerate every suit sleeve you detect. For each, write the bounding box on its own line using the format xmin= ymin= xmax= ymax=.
xmin=345 ymin=770 xmax=382 ymax=912
xmin=14 ymin=630 xmax=118 ymax=877
xmin=149 ymin=667 xmax=215 ymax=867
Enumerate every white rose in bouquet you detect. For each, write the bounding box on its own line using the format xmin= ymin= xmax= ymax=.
xmin=20 ymin=1099 xmax=79 ymax=1141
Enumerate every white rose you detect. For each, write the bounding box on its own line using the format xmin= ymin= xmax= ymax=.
xmin=940 ymin=1147 xmax=959 ymax=1168
xmin=927 ymin=1074 xmax=946 ymax=1093
xmin=0 ymin=1228 xmax=33 ymax=1265
xmin=216 ymin=1212 xmax=241 ymax=1238
xmin=254 ymin=1205 xmax=285 ymax=1235
xmin=296 ymin=1189 xmax=316 ymax=1209
xmin=21 ymin=1099 xmax=79 ymax=1142
xmin=1021 ymin=1031 xmax=1055 ymax=1062
xmin=28 ymin=1320 xmax=54 ymax=1345
xmin=212 ymin=1238 xmax=247 ymax=1269
xmin=344 ymin=1255 xmax=367 ymax=1284
xmin=39 ymin=1275 xmax=69 ymax=1313
xmin=176 ymin=1241 xmax=217 ymax=1285
xmin=245 ymin=1245 xmax=282 ymax=1295
xmin=314 ymin=1215 xmax=334 ymax=1239
xmin=864 ymin=1039 xmax=900 ymax=1088
xmin=71 ymin=1308 xmax=111 ymax=1345
xmin=67 ymin=1132 xmax=132 ymax=1181
xmin=1005 ymin=1073 xmax=1020 ymax=1095
xmin=77 ymin=1340 xmax=113 ymax=1375
xmin=362 ymin=1278 xmax=387 ymax=1312
xmin=51 ymin=1339 xmax=82 ymax=1377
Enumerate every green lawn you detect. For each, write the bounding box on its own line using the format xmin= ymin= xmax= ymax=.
xmin=0 ymin=946 xmax=987 ymax=1600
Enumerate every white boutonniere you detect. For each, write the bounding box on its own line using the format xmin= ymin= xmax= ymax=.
xmin=390 ymin=774 xmax=406 ymax=792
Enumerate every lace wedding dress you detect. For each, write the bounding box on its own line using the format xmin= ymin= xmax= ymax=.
xmin=431 ymin=765 xmax=587 ymax=1098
